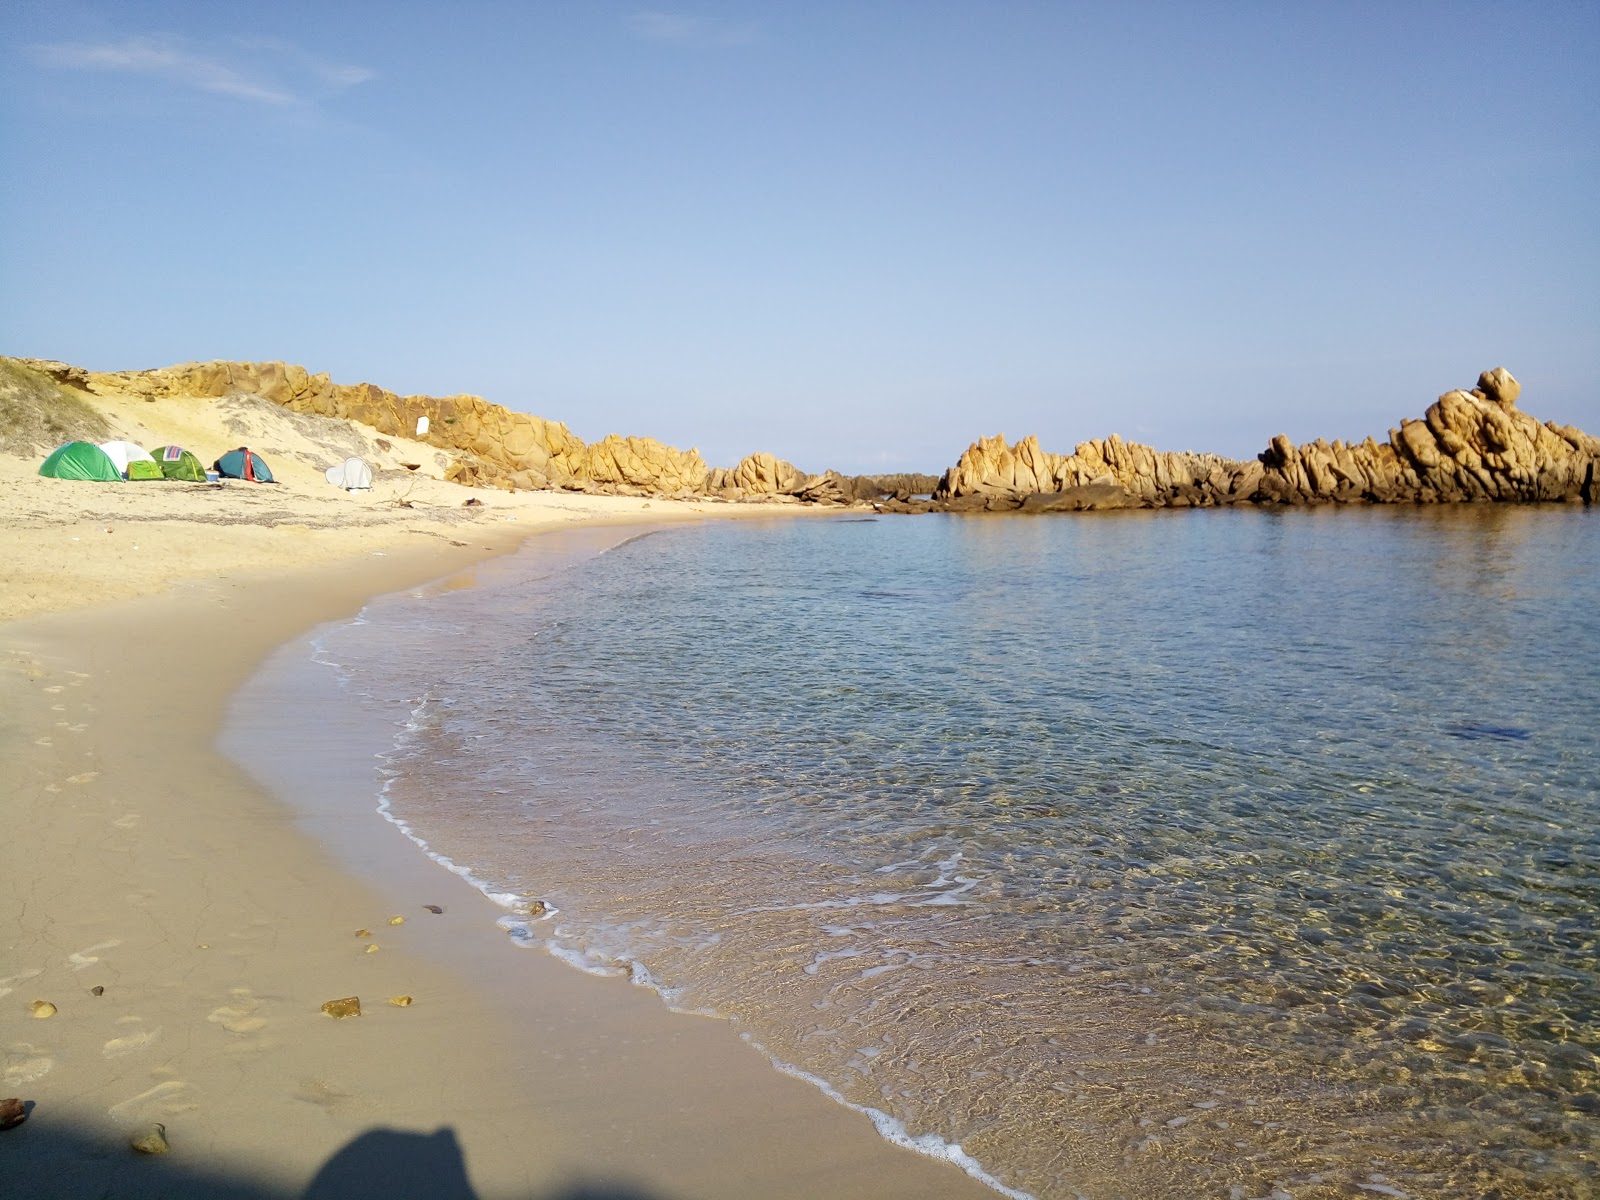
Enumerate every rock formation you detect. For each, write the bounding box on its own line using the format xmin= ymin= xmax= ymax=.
xmin=16 ymin=357 xmax=1592 ymax=509
xmin=933 ymin=369 xmax=1597 ymax=510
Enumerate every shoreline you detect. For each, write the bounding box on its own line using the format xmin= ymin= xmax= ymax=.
xmin=1 ymin=518 xmax=998 ymax=1199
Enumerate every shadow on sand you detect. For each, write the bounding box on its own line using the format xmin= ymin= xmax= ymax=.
xmin=1 ymin=1118 xmax=666 ymax=1200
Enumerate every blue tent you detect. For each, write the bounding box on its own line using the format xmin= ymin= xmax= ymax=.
xmin=213 ymin=447 xmax=275 ymax=483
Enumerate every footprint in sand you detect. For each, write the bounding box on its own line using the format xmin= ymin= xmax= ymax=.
xmin=208 ymin=989 xmax=269 ymax=1035
xmin=112 ymin=813 xmax=141 ymax=829
xmin=3 ymin=1043 xmax=55 ymax=1086
xmin=66 ymin=771 xmax=100 ymax=785
xmin=68 ymin=939 xmax=121 ymax=971
xmin=0 ymin=967 xmax=44 ymax=1001
xmin=43 ymin=685 xmax=64 ymax=694
xmin=56 ymin=722 xmax=88 ymax=732
xmin=295 ymin=1079 xmax=365 ymax=1112
xmin=103 ymin=1017 xmax=161 ymax=1058
xmin=108 ymin=1080 xmax=188 ymax=1121
xmin=33 ymin=736 xmax=52 ymax=746
xmin=50 ymin=704 xmax=66 ymax=712
xmin=42 ymin=783 xmax=62 ymax=794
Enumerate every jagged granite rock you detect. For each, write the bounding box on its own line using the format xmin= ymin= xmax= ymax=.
xmin=706 ymin=452 xmax=808 ymax=496
xmin=13 ymin=358 xmax=91 ymax=390
xmin=934 ymin=370 xmax=1597 ymax=510
xmin=934 ymin=432 xmax=1245 ymax=509
xmin=1256 ymin=369 xmax=1596 ymax=504
xmin=572 ymin=434 xmax=709 ymax=494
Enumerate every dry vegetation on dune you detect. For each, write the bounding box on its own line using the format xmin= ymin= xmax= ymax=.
xmin=0 ymin=359 xmax=109 ymax=453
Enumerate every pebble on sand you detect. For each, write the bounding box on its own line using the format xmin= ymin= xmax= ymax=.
xmin=364 ymin=944 xmax=380 ymax=954
xmin=525 ymin=900 xmax=549 ymax=917
xmin=129 ymin=1123 xmax=169 ymax=1154
xmin=355 ymin=929 xmax=372 ymax=938
xmin=90 ymin=986 xmax=105 ymax=997
xmin=388 ymin=996 xmax=413 ymax=1007
xmin=321 ymin=997 xmax=362 ymax=1019
xmin=0 ymin=1098 xmax=27 ymax=1131
xmin=388 ymin=915 xmax=405 ymax=925
xmin=423 ymin=905 xmax=444 ymax=914
xmin=30 ymin=1001 xmax=57 ymax=1019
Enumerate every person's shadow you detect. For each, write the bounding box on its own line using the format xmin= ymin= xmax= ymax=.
xmin=301 ymin=1128 xmax=661 ymax=1200
xmin=303 ymin=1127 xmax=477 ymax=1199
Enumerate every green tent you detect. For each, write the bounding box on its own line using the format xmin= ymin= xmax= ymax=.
xmin=40 ymin=441 xmax=121 ymax=481
xmin=125 ymin=458 xmax=164 ymax=481
xmin=151 ymin=445 xmax=207 ymax=481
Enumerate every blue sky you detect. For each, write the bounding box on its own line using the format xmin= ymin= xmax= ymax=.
xmin=2 ymin=1 xmax=1595 ymax=473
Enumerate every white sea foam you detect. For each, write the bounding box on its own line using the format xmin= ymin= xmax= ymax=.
xmin=739 ymin=1033 xmax=1040 ymax=1200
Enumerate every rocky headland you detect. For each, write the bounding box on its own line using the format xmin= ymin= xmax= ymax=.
xmin=11 ymin=359 xmax=1595 ymax=511
xmin=930 ymin=368 xmax=1597 ymax=512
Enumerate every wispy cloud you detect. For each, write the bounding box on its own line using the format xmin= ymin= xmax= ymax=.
xmin=32 ymin=34 xmax=374 ymax=107
xmin=626 ymin=11 xmax=759 ymax=49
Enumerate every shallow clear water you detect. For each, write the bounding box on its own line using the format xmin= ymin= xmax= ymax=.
xmin=312 ymin=507 xmax=1599 ymax=1199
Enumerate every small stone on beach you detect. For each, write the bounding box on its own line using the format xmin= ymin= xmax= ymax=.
xmin=388 ymin=995 xmax=413 ymax=1007
xmin=30 ymin=1001 xmax=57 ymax=1019
xmin=387 ymin=915 xmax=405 ymax=925
xmin=129 ymin=1123 xmax=169 ymax=1154
xmin=423 ymin=905 xmax=443 ymax=914
xmin=0 ymin=1098 xmax=27 ymax=1131
xmin=91 ymin=986 xmax=105 ymax=997
xmin=364 ymin=945 xmax=379 ymax=954
xmin=355 ymin=929 xmax=371 ymax=938
xmin=321 ymin=997 xmax=361 ymax=1019
xmin=525 ymin=900 xmax=549 ymax=917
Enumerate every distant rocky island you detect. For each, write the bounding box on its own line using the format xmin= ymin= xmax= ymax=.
xmin=14 ymin=359 xmax=1597 ymax=510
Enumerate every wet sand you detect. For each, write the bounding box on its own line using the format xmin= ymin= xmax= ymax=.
xmin=0 ymin=527 xmax=998 ymax=1199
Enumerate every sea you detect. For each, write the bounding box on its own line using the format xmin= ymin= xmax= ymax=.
xmin=228 ymin=506 xmax=1599 ymax=1200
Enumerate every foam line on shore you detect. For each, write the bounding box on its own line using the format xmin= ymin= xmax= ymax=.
xmin=742 ymin=1034 xmax=1041 ymax=1200
xmin=293 ymin=527 xmax=1024 ymax=1198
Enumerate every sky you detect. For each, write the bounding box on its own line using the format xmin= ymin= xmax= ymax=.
xmin=2 ymin=1 xmax=1596 ymax=474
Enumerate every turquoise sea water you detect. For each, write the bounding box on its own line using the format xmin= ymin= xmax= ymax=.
xmin=308 ymin=507 xmax=1598 ymax=1200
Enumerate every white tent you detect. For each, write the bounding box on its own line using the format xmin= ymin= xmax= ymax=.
xmin=98 ymin=440 xmax=158 ymax=475
xmin=325 ymin=457 xmax=374 ymax=490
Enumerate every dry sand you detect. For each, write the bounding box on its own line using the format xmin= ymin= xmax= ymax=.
xmin=1 ymin=391 xmax=996 ymax=1198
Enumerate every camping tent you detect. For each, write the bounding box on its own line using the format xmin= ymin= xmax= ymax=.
xmin=325 ymin=457 xmax=374 ymax=490
xmin=39 ymin=441 xmax=121 ymax=481
xmin=151 ymin=445 xmax=207 ymax=481
xmin=98 ymin=440 xmax=160 ymax=479
xmin=125 ymin=459 xmax=164 ymax=481
xmin=213 ymin=447 xmax=275 ymax=483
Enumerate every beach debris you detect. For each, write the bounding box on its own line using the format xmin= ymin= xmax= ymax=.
xmin=355 ymin=929 xmax=372 ymax=938
xmin=423 ymin=904 xmax=443 ymax=914
xmin=0 ymin=1098 xmax=27 ymax=1131
xmin=388 ymin=996 xmax=413 ymax=1007
xmin=321 ymin=997 xmax=361 ymax=1019
xmin=29 ymin=1001 xmax=57 ymax=1019
xmin=364 ymin=945 xmax=380 ymax=954
xmin=129 ymin=1123 xmax=169 ymax=1154
xmin=463 ymin=497 xmax=483 ymax=507
xmin=387 ymin=915 xmax=405 ymax=926
xmin=524 ymin=900 xmax=549 ymax=918
xmin=91 ymin=986 xmax=105 ymax=997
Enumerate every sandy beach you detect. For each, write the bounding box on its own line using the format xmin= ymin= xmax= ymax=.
xmin=1 ymin=389 xmax=996 ymax=1197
